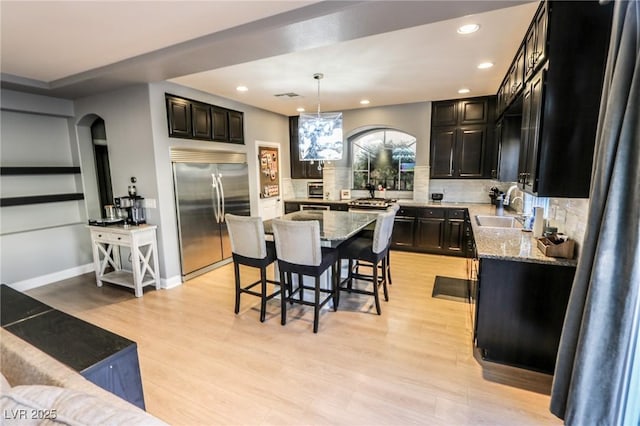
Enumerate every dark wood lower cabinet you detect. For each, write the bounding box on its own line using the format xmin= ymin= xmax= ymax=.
xmin=416 ymin=217 xmax=444 ymax=250
xmin=392 ymin=207 xmax=470 ymax=257
xmin=475 ymin=258 xmax=575 ymax=374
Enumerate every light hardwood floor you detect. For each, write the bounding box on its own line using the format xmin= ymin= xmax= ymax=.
xmin=28 ymin=251 xmax=561 ymax=425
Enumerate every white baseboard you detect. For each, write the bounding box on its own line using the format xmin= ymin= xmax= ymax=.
xmin=9 ymin=263 xmax=95 ymax=292
xmin=162 ymin=275 xmax=182 ymax=289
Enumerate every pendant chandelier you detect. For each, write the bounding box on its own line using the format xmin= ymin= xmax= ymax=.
xmin=298 ymin=73 xmax=343 ymax=169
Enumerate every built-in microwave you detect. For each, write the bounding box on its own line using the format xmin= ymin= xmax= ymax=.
xmin=307 ymin=182 xmax=324 ymax=199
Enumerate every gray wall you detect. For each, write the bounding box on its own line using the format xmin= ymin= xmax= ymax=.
xmin=147 ymin=81 xmax=289 ymax=285
xmin=0 ymin=89 xmax=92 ymax=288
xmin=340 ymin=102 xmax=432 ymax=167
xmin=1 ymin=82 xmax=288 ymax=289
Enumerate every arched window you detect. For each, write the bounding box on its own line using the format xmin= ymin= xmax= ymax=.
xmin=351 ymin=129 xmax=416 ymax=191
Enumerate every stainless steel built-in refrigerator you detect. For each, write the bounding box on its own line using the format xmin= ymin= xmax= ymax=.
xmin=171 ymin=151 xmax=250 ymax=280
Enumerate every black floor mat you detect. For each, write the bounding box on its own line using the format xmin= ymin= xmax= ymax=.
xmin=432 ymin=276 xmax=471 ymax=303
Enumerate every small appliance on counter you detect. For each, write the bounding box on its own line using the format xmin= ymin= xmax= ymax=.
xmin=307 ymin=181 xmax=324 ymax=199
xmin=115 ymin=195 xmax=146 ymax=225
xmin=430 ymin=193 xmax=443 ymax=203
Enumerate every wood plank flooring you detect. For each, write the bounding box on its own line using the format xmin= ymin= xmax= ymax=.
xmin=28 ymin=251 xmax=561 ymax=425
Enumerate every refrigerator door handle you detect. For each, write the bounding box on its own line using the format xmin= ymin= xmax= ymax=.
xmin=211 ymin=173 xmax=221 ymax=223
xmin=217 ymin=174 xmax=226 ymax=222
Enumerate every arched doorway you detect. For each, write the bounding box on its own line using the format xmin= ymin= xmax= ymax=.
xmin=75 ymin=114 xmax=113 ymax=220
xmin=90 ymin=118 xmax=113 ymax=216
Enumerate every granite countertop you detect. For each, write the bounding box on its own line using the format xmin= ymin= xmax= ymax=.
xmin=283 ymin=198 xmax=577 ymax=266
xmin=465 ymin=204 xmax=578 ymax=267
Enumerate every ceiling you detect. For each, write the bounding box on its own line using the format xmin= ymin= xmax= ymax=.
xmin=0 ymin=1 xmax=538 ymax=116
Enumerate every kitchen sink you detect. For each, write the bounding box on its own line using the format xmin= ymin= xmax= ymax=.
xmin=475 ymin=215 xmax=518 ymax=228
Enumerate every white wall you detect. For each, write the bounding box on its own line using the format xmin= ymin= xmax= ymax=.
xmin=0 ymin=89 xmax=93 ymax=289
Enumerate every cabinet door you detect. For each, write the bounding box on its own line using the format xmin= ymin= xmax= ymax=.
xmin=524 ymin=22 xmax=537 ymax=81
xmin=522 ymin=70 xmax=545 ymax=193
xmin=166 ymin=96 xmax=191 ymax=138
xmin=514 ymin=45 xmax=526 ymax=94
xmin=459 ymin=99 xmax=488 ymax=124
xmin=416 ymin=217 xmax=445 ymax=251
xmin=444 ymin=219 xmax=465 ymax=253
xmin=533 ymin=2 xmax=547 ymax=70
xmin=289 ymin=116 xmax=323 ymax=179
xmin=191 ymin=102 xmax=212 ymax=140
xmin=430 ymin=128 xmax=456 ymax=178
xmin=212 ymin=106 xmax=229 ymax=142
xmin=432 ymin=101 xmax=457 ymax=126
xmin=228 ymin=110 xmax=244 ymax=144
xmin=457 ymin=126 xmax=486 ymax=178
xmin=391 ymin=217 xmax=416 ymax=247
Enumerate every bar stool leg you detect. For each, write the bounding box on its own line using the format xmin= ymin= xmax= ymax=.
xmin=280 ymin=269 xmax=287 ymax=326
xmin=313 ymin=276 xmax=321 ymax=333
xmin=381 ymin=257 xmax=389 ymax=302
xmin=234 ymin=262 xmax=241 ymax=314
xmin=373 ymin=263 xmax=381 ymax=315
xmin=259 ymin=267 xmax=267 ymax=323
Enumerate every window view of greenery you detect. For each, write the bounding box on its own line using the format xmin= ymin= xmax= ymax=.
xmin=352 ymin=129 xmax=416 ymax=191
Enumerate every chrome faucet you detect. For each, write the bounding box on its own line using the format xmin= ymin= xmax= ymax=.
xmin=503 ymin=185 xmax=519 ymax=206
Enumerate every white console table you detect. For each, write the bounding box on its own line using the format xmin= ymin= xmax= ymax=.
xmin=88 ymin=224 xmax=160 ymax=297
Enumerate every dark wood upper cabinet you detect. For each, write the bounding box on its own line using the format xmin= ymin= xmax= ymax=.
xmin=165 ymin=94 xmax=244 ymax=144
xmin=211 ymin=106 xmax=229 ymax=142
xmin=458 ymin=126 xmax=486 ymax=178
xmin=459 ymin=99 xmax=489 ymax=125
xmin=432 ymin=101 xmax=458 ymax=126
xmin=430 ymin=96 xmax=496 ymax=179
xmin=191 ymin=102 xmax=212 ymax=140
xmin=525 ymin=1 xmax=548 ymax=81
xmin=499 ymin=0 xmax=613 ymax=197
xmin=430 ymin=128 xmax=456 ymax=178
xmin=288 ymin=116 xmax=322 ymax=179
xmin=166 ymin=96 xmax=191 ymax=138
xmin=227 ymin=110 xmax=244 ymax=144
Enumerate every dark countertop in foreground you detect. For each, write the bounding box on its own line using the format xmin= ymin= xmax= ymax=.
xmin=284 ymin=198 xmax=578 ymax=266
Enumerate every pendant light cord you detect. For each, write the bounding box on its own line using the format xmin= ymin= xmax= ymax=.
xmin=314 ymin=73 xmax=323 ymax=117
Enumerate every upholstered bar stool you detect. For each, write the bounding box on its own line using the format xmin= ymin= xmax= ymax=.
xmin=337 ymin=210 xmax=396 ymax=315
xmin=225 ymin=214 xmax=282 ymax=323
xmin=354 ymin=204 xmax=399 ymax=286
xmin=271 ymin=219 xmax=339 ymax=333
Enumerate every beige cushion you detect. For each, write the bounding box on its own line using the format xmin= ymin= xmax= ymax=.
xmin=225 ymin=213 xmax=267 ymax=259
xmin=0 ymin=385 xmax=167 ymax=425
xmin=272 ymin=218 xmax=322 ymax=266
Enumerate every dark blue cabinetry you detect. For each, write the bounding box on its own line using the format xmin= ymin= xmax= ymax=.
xmin=1 ymin=285 xmax=146 ymax=409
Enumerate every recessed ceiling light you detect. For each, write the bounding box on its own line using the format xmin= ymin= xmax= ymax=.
xmin=236 ymin=85 xmax=248 ymax=92
xmin=360 ymin=99 xmax=370 ymax=105
xmin=477 ymin=62 xmax=494 ymax=69
xmin=458 ymin=88 xmax=471 ymax=94
xmin=296 ymin=107 xmax=305 ymax=112
xmin=457 ymin=24 xmax=480 ymax=34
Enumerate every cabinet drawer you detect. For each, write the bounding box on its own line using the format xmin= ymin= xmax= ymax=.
xmin=396 ymin=207 xmax=417 ymax=218
xmin=448 ymin=209 xmax=466 ymax=220
xmin=418 ymin=208 xmax=445 ymax=218
xmin=93 ymin=231 xmax=131 ymax=244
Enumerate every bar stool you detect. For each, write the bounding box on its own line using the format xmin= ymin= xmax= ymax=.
xmin=271 ymin=219 xmax=339 ymax=333
xmin=225 ymin=214 xmax=282 ymax=323
xmin=354 ymin=204 xmax=398 ymax=286
xmin=337 ymin=210 xmax=396 ymax=315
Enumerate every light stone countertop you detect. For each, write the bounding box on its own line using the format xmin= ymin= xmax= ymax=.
xmin=465 ymin=204 xmax=578 ymax=267
xmin=283 ymin=198 xmax=578 ymax=266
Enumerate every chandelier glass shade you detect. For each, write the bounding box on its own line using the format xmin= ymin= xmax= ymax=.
xmin=298 ymin=73 xmax=343 ymax=162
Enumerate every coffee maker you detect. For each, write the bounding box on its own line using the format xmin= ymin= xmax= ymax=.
xmin=114 ymin=177 xmax=146 ymax=225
